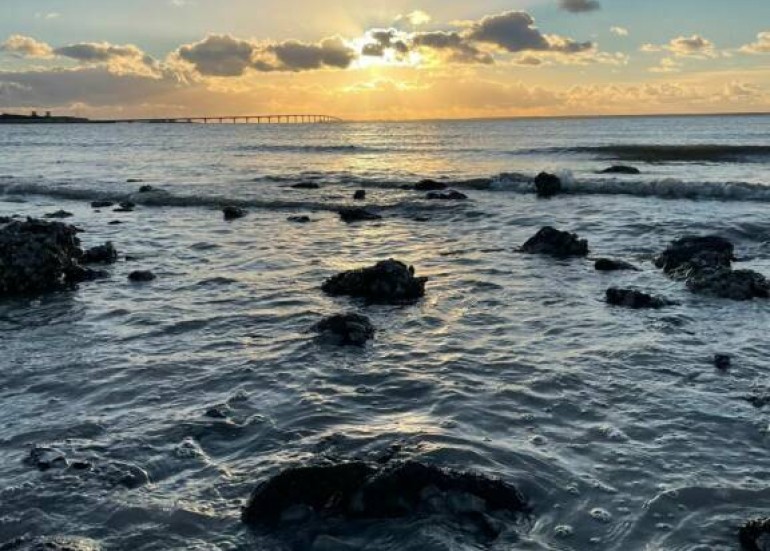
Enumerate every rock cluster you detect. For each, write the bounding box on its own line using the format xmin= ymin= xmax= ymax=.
xmin=313 ymin=313 xmax=375 ymax=346
xmin=520 ymin=227 xmax=589 ymax=258
xmin=322 ymin=259 xmax=427 ymax=303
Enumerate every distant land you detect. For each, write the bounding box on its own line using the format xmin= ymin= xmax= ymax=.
xmin=0 ymin=112 xmax=93 ymax=124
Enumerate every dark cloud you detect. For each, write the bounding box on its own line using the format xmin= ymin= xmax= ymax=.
xmin=54 ymin=43 xmax=146 ymax=63
xmin=268 ymin=37 xmax=355 ymax=71
xmin=411 ymin=31 xmax=494 ymax=64
xmin=559 ymin=0 xmax=601 ymax=13
xmin=467 ymin=11 xmax=592 ymax=54
xmin=177 ymin=34 xmax=255 ymax=77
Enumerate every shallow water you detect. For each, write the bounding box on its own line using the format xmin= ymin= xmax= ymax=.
xmin=1 ymin=116 xmax=770 ymax=550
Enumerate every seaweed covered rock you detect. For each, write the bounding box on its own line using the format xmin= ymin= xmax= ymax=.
xmin=599 ymin=165 xmax=641 ymax=175
xmin=415 ymin=179 xmax=447 ymax=191
xmin=82 ymin=242 xmax=118 ymax=264
xmin=222 ymin=206 xmax=247 ymax=221
xmin=606 ymin=288 xmax=675 ymax=309
xmin=534 ymin=172 xmax=561 ymax=197
xmin=655 ymin=235 xmax=734 ymax=277
xmin=739 ymin=518 xmax=770 ymax=551
xmin=321 ymin=259 xmax=427 ymax=303
xmin=0 ymin=217 xmax=104 ymax=295
xmin=595 ymin=258 xmax=639 ymax=271
xmin=338 ymin=207 xmax=382 ymax=223
xmin=426 ymin=190 xmax=468 ymax=200
xmin=313 ymin=313 xmax=375 ymax=346
xmin=520 ymin=227 xmax=589 ymax=258
xmin=242 ymin=460 xmax=528 ymax=529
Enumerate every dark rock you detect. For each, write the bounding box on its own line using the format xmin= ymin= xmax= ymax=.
xmin=82 ymin=242 xmax=118 ymax=264
xmin=138 ymin=185 xmax=154 ymax=193
xmin=353 ymin=189 xmax=366 ymax=200
xmin=45 ymin=210 xmax=74 ymax=219
xmin=69 ymin=459 xmax=93 ymax=471
xmin=655 ymin=235 xmax=734 ymax=276
xmin=96 ymin=461 xmax=150 ymax=489
xmin=205 ymin=404 xmax=231 ymax=419
xmin=520 ymin=227 xmax=589 ymax=258
xmin=287 ymin=215 xmax=311 ymax=223
xmin=321 ymin=259 xmax=427 ymax=303
xmin=26 ymin=445 xmax=68 ymax=471
xmin=594 ymin=258 xmax=639 ymax=271
xmin=91 ymin=200 xmax=114 ymax=208
xmin=426 ymin=190 xmax=468 ymax=200
xmin=222 ymin=205 xmax=247 ymax=220
xmin=534 ymin=172 xmax=561 ymax=198
xmin=714 ymin=354 xmax=732 ymax=370
xmin=127 ymin=178 xmax=143 ymax=183
xmin=599 ymin=165 xmax=641 ymax=175
xmin=745 ymin=394 xmax=770 ymax=409
xmin=0 ymin=217 xmax=102 ymax=295
xmin=415 ymin=179 xmax=447 ymax=191
xmin=606 ymin=287 xmax=675 ymax=309
xmin=242 ymin=460 xmax=528 ymax=528
xmin=113 ymin=201 xmax=135 ymax=213
xmin=128 ymin=270 xmax=156 ymax=282
xmin=338 ymin=207 xmax=382 ymax=223
xmin=739 ymin=518 xmax=770 ymax=551
xmin=313 ymin=313 xmax=375 ymax=346
xmin=108 ymin=220 xmax=123 ymax=225
xmin=292 ymin=182 xmax=320 ymax=190
xmin=686 ymin=267 xmax=770 ymax=301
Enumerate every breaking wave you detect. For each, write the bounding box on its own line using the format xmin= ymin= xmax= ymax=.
xmin=520 ymin=144 xmax=770 ymax=163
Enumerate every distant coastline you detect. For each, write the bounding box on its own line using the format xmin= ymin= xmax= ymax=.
xmin=0 ymin=112 xmax=94 ymax=124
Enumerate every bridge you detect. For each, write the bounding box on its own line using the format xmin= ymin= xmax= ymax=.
xmin=115 ymin=114 xmax=343 ymax=124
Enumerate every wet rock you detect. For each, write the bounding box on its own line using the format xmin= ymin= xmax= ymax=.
xmin=0 ymin=535 xmax=102 ymax=551
xmin=520 ymin=227 xmax=589 ymax=258
xmin=353 ymin=189 xmax=366 ymax=200
xmin=321 ymin=259 xmax=427 ymax=303
xmin=534 ymin=172 xmax=561 ymax=198
xmin=113 ymin=201 xmax=135 ymax=213
xmin=288 ymin=215 xmax=311 ymax=223
xmin=205 ymin=404 xmax=231 ymax=419
xmin=292 ymin=182 xmax=320 ymax=190
xmin=338 ymin=207 xmax=382 ymax=223
xmin=415 ymin=179 xmax=447 ymax=191
xmin=222 ymin=205 xmax=247 ymax=220
xmin=739 ymin=517 xmax=770 ymax=551
xmin=655 ymin=235 xmax=734 ymax=276
xmin=96 ymin=461 xmax=150 ymax=489
xmin=426 ymin=190 xmax=468 ymax=200
xmin=126 ymin=178 xmax=143 ymax=183
xmin=128 ymin=270 xmax=156 ymax=282
xmin=242 ymin=460 xmax=528 ymax=528
xmin=313 ymin=313 xmax=375 ymax=346
xmin=0 ymin=217 xmax=103 ymax=295
xmin=714 ymin=354 xmax=732 ymax=370
xmin=45 ymin=210 xmax=74 ymax=219
xmin=26 ymin=445 xmax=68 ymax=471
xmin=108 ymin=220 xmax=123 ymax=225
xmin=599 ymin=165 xmax=641 ymax=175
xmin=137 ymin=185 xmax=154 ymax=193
xmin=82 ymin=242 xmax=118 ymax=264
xmin=686 ymin=267 xmax=770 ymax=301
xmin=594 ymin=258 xmax=639 ymax=271
xmin=606 ymin=287 xmax=675 ymax=309
xmin=91 ymin=200 xmax=114 ymax=208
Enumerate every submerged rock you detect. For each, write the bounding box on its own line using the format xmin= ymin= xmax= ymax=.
xmin=426 ymin=190 xmax=468 ymax=200
xmin=313 ymin=313 xmax=375 ymax=346
xmin=655 ymin=235 xmax=734 ymax=277
xmin=26 ymin=445 xmax=68 ymax=471
xmin=321 ymin=259 xmax=427 ymax=303
xmin=292 ymin=182 xmax=320 ymax=190
xmin=128 ymin=270 xmax=156 ymax=282
xmin=113 ymin=201 xmax=135 ymax=213
xmin=45 ymin=210 xmax=74 ymax=219
xmin=606 ymin=287 xmax=675 ymax=309
xmin=599 ymin=165 xmax=641 ymax=175
xmin=91 ymin=200 xmax=114 ymax=209
xmin=714 ymin=354 xmax=732 ymax=370
xmin=0 ymin=217 xmax=104 ymax=295
xmin=338 ymin=207 xmax=382 ymax=223
xmin=223 ymin=205 xmax=247 ymax=220
xmin=82 ymin=242 xmax=118 ymax=264
xmin=520 ymin=227 xmax=589 ymax=258
xmin=594 ymin=258 xmax=639 ymax=271
xmin=534 ymin=172 xmax=561 ymax=197
xmin=138 ymin=184 xmax=154 ymax=193
xmin=287 ymin=215 xmax=311 ymax=223
xmin=686 ymin=267 xmax=770 ymax=301
xmin=415 ymin=179 xmax=447 ymax=191
xmin=353 ymin=189 xmax=366 ymax=200
xmin=739 ymin=518 xmax=770 ymax=551
xmin=242 ymin=460 xmax=528 ymax=529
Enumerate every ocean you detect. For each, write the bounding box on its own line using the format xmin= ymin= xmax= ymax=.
xmin=0 ymin=114 xmax=769 ymax=550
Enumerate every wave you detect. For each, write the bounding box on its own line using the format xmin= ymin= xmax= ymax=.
xmin=521 ymin=144 xmax=770 ymax=163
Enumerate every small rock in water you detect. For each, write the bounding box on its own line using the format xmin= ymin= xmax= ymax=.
xmin=353 ymin=189 xmax=366 ymax=200
xmin=655 ymin=235 xmax=734 ymax=276
xmin=338 ymin=207 xmax=382 ymax=223
xmin=686 ymin=267 xmax=770 ymax=301
xmin=606 ymin=287 xmax=675 ymax=309
xmin=27 ymin=445 xmax=68 ymax=471
xmin=322 ymin=259 xmax=427 ymax=303
xmin=534 ymin=172 xmax=561 ymax=197
xmin=82 ymin=242 xmax=118 ymax=264
xmin=595 ymin=258 xmax=639 ymax=271
xmin=91 ymin=200 xmax=114 ymax=208
xmin=313 ymin=313 xmax=375 ymax=346
xmin=96 ymin=460 xmax=150 ymax=489
xmin=127 ymin=178 xmax=144 ymax=183
xmin=137 ymin=184 xmax=154 ymax=193
xmin=415 ymin=179 xmax=447 ymax=191
xmin=292 ymin=182 xmax=320 ymax=189
xmin=714 ymin=354 xmax=732 ymax=370
xmin=520 ymin=226 xmax=589 ymax=258
xmin=205 ymin=404 xmax=231 ymax=419
xmin=108 ymin=220 xmax=123 ymax=225
xmin=113 ymin=201 xmax=135 ymax=212
xmin=599 ymin=165 xmax=641 ymax=174
xmin=287 ymin=215 xmax=311 ymax=223
xmin=426 ymin=190 xmax=468 ymax=200
xmin=222 ymin=205 xmax=247 ymax=220
xmin=590 ymin=507 xmax=613 ymax=523
xmin=739 ymin=517 xmax=770 ymax=551
xmin=45 ymin=210 xmax=74 ymax=219
xmin=128 ymin=270 xmax=156 ymax=282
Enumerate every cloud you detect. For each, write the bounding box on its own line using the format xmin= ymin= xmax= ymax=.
xmin=34 ymin=12 xmax=61 ymax=20
xmin=740 ymin=31 xmax=770 ymax=54
xmin=0 ymin=35 xmax=54 ymax=58
xmin=397 ymin=10 xmax=431 ymax=27
xmin=411 ymin=31 xmax=494 ymax=64
xmin=643 ymin=35 xmax=716 ymax=58
xmin=269 ymin=37 xmax=356 ymax=71
xmin=466 ymin=11 xmax=593 ymax=54
xmin=559 ymin=0 xmax=601 ymax=13
xmin=610 ymin=27 xmax=629 ymax=37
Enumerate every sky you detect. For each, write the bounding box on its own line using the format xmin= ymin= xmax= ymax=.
xmin=0 ymin=0 xmax=768 ymax=120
